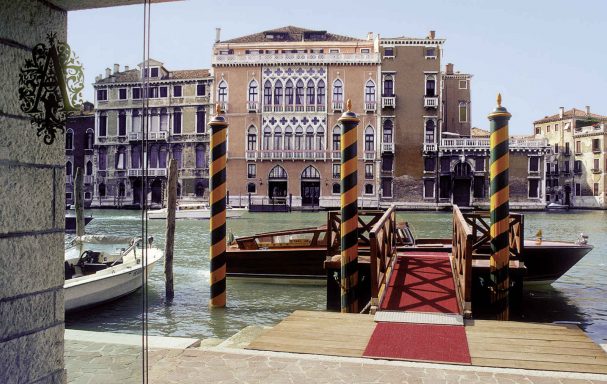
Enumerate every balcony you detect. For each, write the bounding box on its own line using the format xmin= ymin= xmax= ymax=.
xmin=424 ymin=96 xmax=439 ymax=108
xmin=381 ymin=96 xmax=395 ymax=109
xmin=382 ymin=142 xmax=394 ymax=153
xmin=255 ymin=150 xmax=327 ymax=161
xmin=574 ymin=168 xmax=582 ymax=175
xmin=441 ymin=138 xmax=489 ymax=150
xmin=247 ymin=101 xmax=259 ymax=113
xmin=128 ymin=168 xmax=167 ymax=177
xmin=380 ymin=169 xmax=393 ymax=177
xmin=179 ymin=168 xmax=209 ymax=178
xmin=423 ymin=143 xmax=437 ymax=152
xmin=245 ymin=150 xmax=257 ymax=161
xmin=364 ymin=102 xmax=376 ymax=113
xmin=66 ymin=175 xmax=73 ymax=184
xmin=332 ymin=101 xmax=343 ymax=112
xmin=563 ymin=150 xmax=571 ymax=157
xmin=129 ymin=131 xmax=168 ymax=141
xmin=364 ymin=151 xmax=376 ymax=161
xmin=212 ymin=52 xmax=381 ymax=66
xmin=263 ymin=105 xmax=272 ymax=112
xmin=561 ymin=170 xmax=571 ymax=176
xmin=593 ymin=147 xmax=601 ymax=154
xmin=331 ymin=150 xmax=340 ymax=160
xmin=84 ymin=175 xmax=93 ymax=184
xmin=592 ymin=168 xmax=602 ymax=174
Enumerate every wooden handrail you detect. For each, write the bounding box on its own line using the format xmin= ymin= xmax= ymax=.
xmin=452 ymin=205 xmax=473 ymax=317
xmin=369 ymin=205 xmax=397 ymax=313
xmin=327 ymin=210 xmax=386 ymax=256
xmin=462 ymin=212 xmax=524 ymax=258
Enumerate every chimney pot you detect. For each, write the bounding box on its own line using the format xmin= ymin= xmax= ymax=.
xmin=113 ymin=63 xmax=119 ymax=73
xmin=105 ymin=68 xmax=111 ymax=78
xmin=559 ymin=107 xmax=564 ymax=118
xmin=215 ymin=27 xmax=221 ymax=43
xmin=429 ymin=30 xmax=436 ymax=39
xmin=125 ymin=65 xmax=130 ymax=71
xmin=446 ymin=63 xmax=454 ymax=75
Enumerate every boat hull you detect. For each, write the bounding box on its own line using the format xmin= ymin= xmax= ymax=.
xmin=226 ymin=246 xmax=327 ymax=279
xmin=148 ymin=208 xmax=245 ymax=219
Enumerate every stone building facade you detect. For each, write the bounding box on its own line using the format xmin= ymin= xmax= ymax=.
xmin=212 ymin=26 xmax=381 ymax=208
xmin=65 ymin=102 xmax=95 ymax=208
xmin=92 ymin=59 xmax=213 ymax=207
xmin=534 ymin=107 xmax=607 ymax=208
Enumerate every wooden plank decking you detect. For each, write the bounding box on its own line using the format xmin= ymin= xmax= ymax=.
xmin=247 ymin=311 xmax=607 ymax=374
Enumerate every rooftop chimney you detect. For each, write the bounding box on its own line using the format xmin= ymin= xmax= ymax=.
xmin=105 ymin=68 xmax=111 ymax=78
xmin=446 ymin=63 xmax=454 ymax=75
xmin=215 ymin=27 xmax=221 ymax=43
xmin=586 ymin=105 xmax=590 ymax=116
xmin=367 ymin=32 xmax=373 ymax=41
xmin=559 ymin=107 xmax=564 ymax=118
xmin=429 ymin=30 xmax=436 ymax=39
xmin=125 ymin=65 xmax=130 ymax=71
xmin=113 ymin=63 xmax=119 ymax=74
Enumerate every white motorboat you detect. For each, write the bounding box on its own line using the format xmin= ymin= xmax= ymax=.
xmin=147 ymin=203 xmax=246 ymax=220
xmin=547 ymin=202 xmax=569 ymax=210
xmin=64 ymin=235 xmax=163 ymax=311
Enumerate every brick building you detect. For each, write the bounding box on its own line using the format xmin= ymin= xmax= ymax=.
xmin=65 ymin=101 xmax=95 ymax=208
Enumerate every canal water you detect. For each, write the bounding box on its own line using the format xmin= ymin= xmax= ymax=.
xmin=65 ymin=209 xmax=607 ymax=344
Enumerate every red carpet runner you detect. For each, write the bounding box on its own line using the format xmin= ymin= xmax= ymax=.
xmin=363 ymin=252 xmax=471 ymax=364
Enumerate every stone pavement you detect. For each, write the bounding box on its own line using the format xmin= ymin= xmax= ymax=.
xmin=64 ymin=332 xmax=607 ymax=384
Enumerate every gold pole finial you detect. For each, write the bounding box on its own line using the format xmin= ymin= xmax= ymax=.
xmin=497 ymin=93 xmax=502 ymax=107
xmin=215 ymin=103 xmax=221 ymax=115
xmin=346 ymin=99 xmax=352 ymax=112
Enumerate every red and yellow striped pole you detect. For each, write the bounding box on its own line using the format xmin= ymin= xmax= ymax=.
xmin=488 ymin=93 xmax=512 ymax=320
xmin=339 ymin=99 xmax=360 ymax=313
xmin=209 ymin=104 xmax=228 ymax=308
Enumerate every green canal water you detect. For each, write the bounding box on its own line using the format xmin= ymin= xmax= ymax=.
xmin=65 ymin=209 xmax=607 ymax=344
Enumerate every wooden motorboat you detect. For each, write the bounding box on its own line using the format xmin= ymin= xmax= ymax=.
xmin=148 ymin=203 xmax=246 ymax=219
xmin=64 ymin=235 xmax=163 ymax=311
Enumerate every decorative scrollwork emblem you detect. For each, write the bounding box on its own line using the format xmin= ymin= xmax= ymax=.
xmin=18 ymin=33 xmax=84 ymax=145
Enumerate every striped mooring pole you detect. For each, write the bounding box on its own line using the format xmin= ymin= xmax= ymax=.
xmin=339 ymin=99 xmax=360 ymax=313
xmin=209 ymin=104 xmax=228 ymax=308
xmin=488 ymin=93 xmax=512 ymax=320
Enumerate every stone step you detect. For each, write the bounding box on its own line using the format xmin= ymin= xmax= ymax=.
xmin=215 ymin=325 xmax=272 ymax=349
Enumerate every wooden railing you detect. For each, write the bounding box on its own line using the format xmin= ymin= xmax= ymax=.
xmin=452 ymin=205 xmax=473 ymax=317
xmin=326 ymin=209 xmax=385 ymax=255
xmin=368 ymin=205 xmax=397 ymax=313
xmin=463 ymin=211 xmax=524 ymax=259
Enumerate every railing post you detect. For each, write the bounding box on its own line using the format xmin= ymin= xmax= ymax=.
xmin=209 ymin=104 xmax=228 ymax=308
xmin=488 ymin=94 xmax=512 ymax=320
xmin=339 ymin=99 xmax=360 ymax=313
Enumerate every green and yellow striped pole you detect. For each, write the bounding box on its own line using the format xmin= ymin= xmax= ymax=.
xmin=488 ymin=93 xmax=512 ymax=320
xmin=209 ymin=104 xmax=228 ymax=308
xmin=339 ymin=99 xmax=360 ymax=313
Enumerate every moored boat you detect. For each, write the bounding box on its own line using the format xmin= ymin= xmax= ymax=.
xmin=148 ymin=203 xmax=246 ymax=219
xmin=547 ymin=202 xmax=569 ymax=210
xmin=64 ymin=235 xmax=163 ymax=311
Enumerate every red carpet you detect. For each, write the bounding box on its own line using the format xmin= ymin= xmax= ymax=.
xmin=380 ymin=253 xmax=459 ymax=313
xmin=363 ymin=323 xmax=471 ymax=364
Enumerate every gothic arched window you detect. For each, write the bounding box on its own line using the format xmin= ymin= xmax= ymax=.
xmin=332 ymin=79 xmax=343 ymax=102
xmin=365 ymin=126 xmax=375 ymax=152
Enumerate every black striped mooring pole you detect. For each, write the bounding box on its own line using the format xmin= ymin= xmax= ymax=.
xmin=488 ymin=93 xmax=512 ymax=320
xmin=209 ymin=104 xmax=228 ymax=308
xmin=339 ymin=99 xmax=360 ymax=313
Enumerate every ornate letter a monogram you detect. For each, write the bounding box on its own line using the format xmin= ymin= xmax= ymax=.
xmin=18 ymin=33 xmax=84 ymax=145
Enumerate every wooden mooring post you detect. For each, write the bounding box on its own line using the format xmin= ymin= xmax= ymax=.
xmin=209 ymin=105 xmax=228 ymax=308
xmin=74 ymin=167 xmax=85 ymax=237
xmin=339 ymin=100 xmax=360 ymax=313
xmin=164 ymin=159 xmax=177 ymax=300
xmin=488 ymin=94 xmax=512 ymax=320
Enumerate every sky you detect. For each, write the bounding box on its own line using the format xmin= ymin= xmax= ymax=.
xmin=67 ymin=0 xmax=607 ymax=135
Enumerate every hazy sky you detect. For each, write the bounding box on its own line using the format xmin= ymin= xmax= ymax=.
xmin=67 ymin=0 xmax=606 ymax=135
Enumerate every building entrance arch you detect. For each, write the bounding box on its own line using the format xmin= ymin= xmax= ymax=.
xmin=301 ymin=165 xmax=320 ymax=206
xmin=452 ymin=161 xmax=472 ymax=207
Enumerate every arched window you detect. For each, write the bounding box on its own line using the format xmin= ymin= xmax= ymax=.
xmin=98 ymin=183 xmax=106 ymax=197
xmin=263 ymin=126 xmax=271 ymax=150
xmin=65 ymin=129 xmax=73 ymax=149
xmin=454 ymin=162 xmax=472 ymax=177
xmin=365 ymin=80 xmax=376 ymax=103
xmin=148 ymin=144 xmax=158 ymax=168
xmin=118 ymin=111 xmax=126 ymax=136
xmin=132 ymin=109 xmax=141 ymax=132
xmin=247 ymin=126 xmax=257 ymax=151
xmin=332 ymin=183 xmax=340 ymax=194
xmin=195 ymin=144 xmax=205 ymax=168
xmin=425 ymin=120 xmax=436 ymax=143
xmin=160 ymin=108 xmax=168 ymax=131
xmin=383 ymin=75 xmax=394 ymax=97
xmin=248 ymin=80 xmax=258 ymax=103
xmin=365 ymin=126 xmax=375 ymax=152
xmin=131 ymin=144 xmax=141 ymax=169
xmin=196 ymin=106 xmax=205 ymax=133
xmin=305 ymin=126 xmax=314 ymax=151
xmin=425 ymin=75 xmax=436 ymax=97
xmin=317 ymin=80 xmax=325 ymax=105
xmin=274 ymin=80 xmax=283 ymax=105
xmin=284 ymin=126 xmax=293 ymax=150
xmin=263 ymin=80 xmax=272 ymax=105
xmin=459 ymin=101 xmax=468 ymax=123
xmin=98 ymin=147 xmax=107 ymax=170
xmin=66 ymin=161 xmax=72 ymax=176
xmin=301 ymin=165 xmax=320 ymax=179
xmin=332 ymin=79 xmax=343 ymax=102
xmin=332 ymin=126 xmax=341 ymax=151
xmin=159 ymin=145 xmax=168 ymax=168
xmin=173 ymin=107 xmax=182 ymax=134
xmin=306 ymin=79 xmax=315 ymax=106
xmin=150 ymin=108 xmax=159 ymax=132
xmin=115 ymin=146 xmax=126 ymax=170
xmin=316 ymin=127 xmax=325 ymax=151
xmin=295 ymin=126 xmax=303 ymax=151
xmin=295 ymin=80 xmax=304 ymax=106
xmin=269 ymin=165 xmax=287 ymax=179
xmin=383 ymin=120 xmax=393 ymax=143
xmin=85 ymin=129 xmax=94 ymax=149
xmin=274 ymin=127 xmax=282 ymax=150
xmin=217 ymin=80 xmax=228 ymax=102
xmin=172 ymin=144 xmax=182 ymax=168
xmin=285 ymin=80 xmax=294 ymax=105
xmin=86 ymin=161 xmax=93 ymax=175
